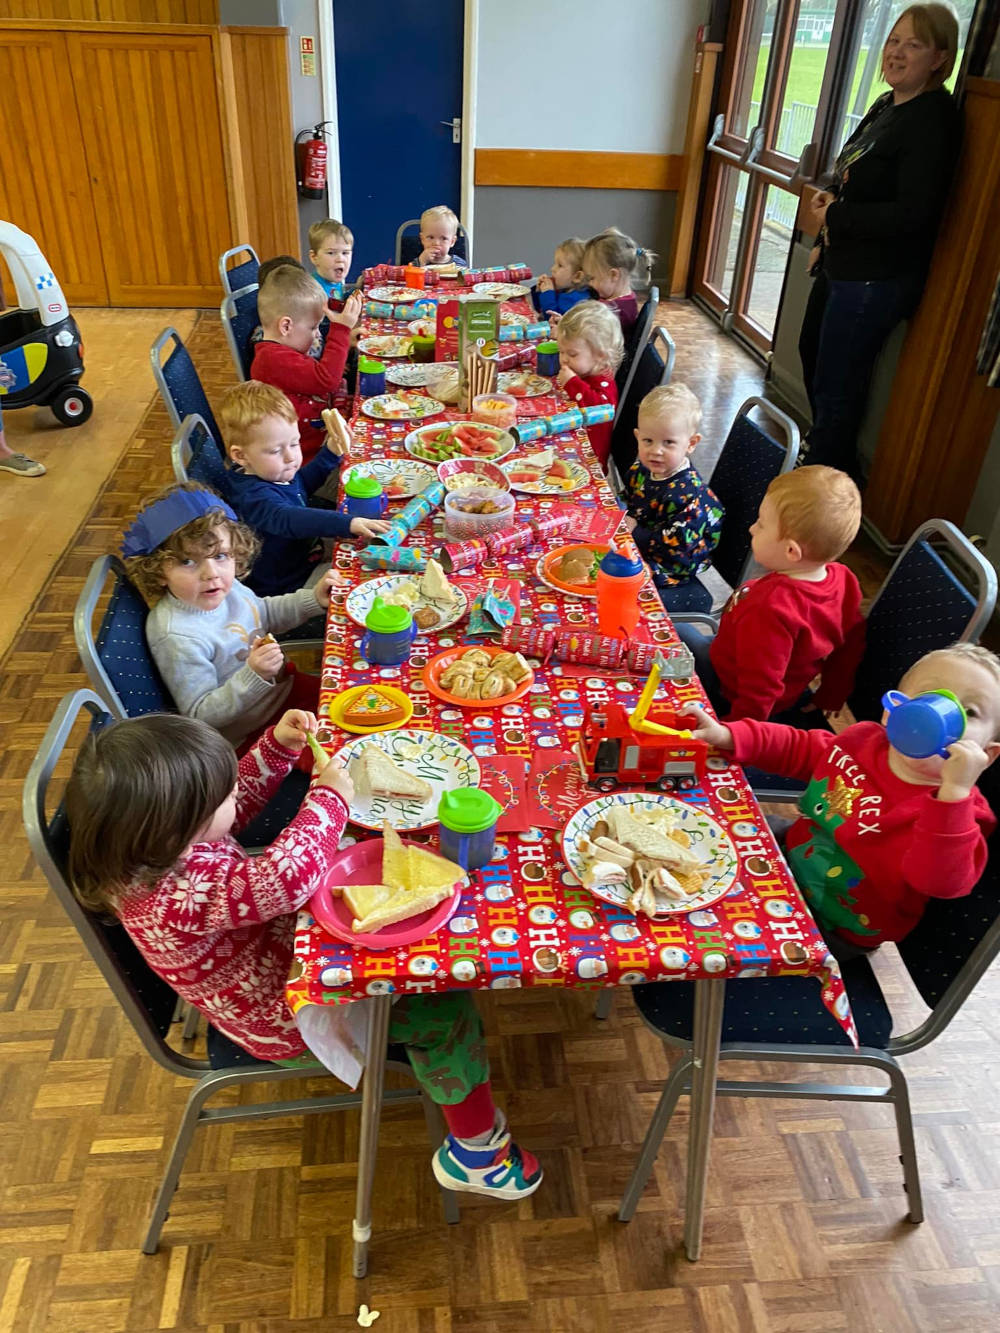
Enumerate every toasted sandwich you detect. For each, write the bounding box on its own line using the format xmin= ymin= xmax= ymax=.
xmin=350 ymin=744 xmax=432 ymax=803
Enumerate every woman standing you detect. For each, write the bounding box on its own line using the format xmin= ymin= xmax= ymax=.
xmin=798 ymin=3 xmax=960 ymax=481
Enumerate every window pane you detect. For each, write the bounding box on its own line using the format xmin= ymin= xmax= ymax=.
xmin=705 ymin=166 xmax=747 ymax=303
xmin=732 ymin=0 xmax=780 ymax=137
xmin=746 ymin=184 xmax=792 ymax=337
xmin=773 ymin=2 xmax=836 ymax=160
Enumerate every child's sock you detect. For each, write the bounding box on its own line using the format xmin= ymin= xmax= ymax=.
xmin=440 ymin=1079 xmax=496 ymax=1140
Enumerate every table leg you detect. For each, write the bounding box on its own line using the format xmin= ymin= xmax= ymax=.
xmin=683 ymin=978 xmax=725 ymax=1261
xmin=351 ymin=993 xmax=392 ymax=1279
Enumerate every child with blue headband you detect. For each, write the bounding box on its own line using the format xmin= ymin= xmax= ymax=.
xmin=122 ymin=482 xmax=333 ymax=748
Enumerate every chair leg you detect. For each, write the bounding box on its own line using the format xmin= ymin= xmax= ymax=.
xmin=886 ymin=1059 xmax=923 ymax=1223
xmin=593 ymin=990 xmax=614 ymax=1021
xmin=420 ymin=1092 xmax=460 ymax=1225
xmin=142 ymin=1076 xmax=218 ymax=1254
xmin=618 ymin=1053 xmax=692 ymax=1222
xmin=181 ymin=1003 xmax=201 ymax=1043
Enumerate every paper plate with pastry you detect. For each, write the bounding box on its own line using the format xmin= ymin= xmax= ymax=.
xmin=309 ymin=823 xmax=466 ymax=949
xmin=335 ymin=731 xmax=481 ymax=831
xmin=346 ymin=458 xmax=437 ymax=501
xmin=424 ymin=644 xmax=535 ymax=708
xmin=325 ymin=683 xmax=414 ymax=734
xmin=386 ymin=361 xmax=457 ymax=389
xmin=472 ymin=282 xmax=530 ymax=301
xmin=536 ymin=544 xmax=607 ymax=598
xmin=361 ymin=392 xmax=446 ymax=421
xmin=358 ymin=334 xmax=414 ymax=359
xmin=561 ymin=792 xmax=739 ymax=917
xmin=344 ymin=560 xmax=468 ymax=636
xmin=502 ymin=449 xmax=590 ymax=495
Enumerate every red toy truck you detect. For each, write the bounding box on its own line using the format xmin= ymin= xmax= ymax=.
xmin=576 ymin=701 xmax=708 ymax=793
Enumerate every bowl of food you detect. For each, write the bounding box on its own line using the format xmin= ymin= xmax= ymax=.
xmin=471 ymin=392 xmax=518 ymax=430
xmin=404 ymin=420 xmax=515 ymax=463
xmin=437 ymin=457 xmax=510 ymax=493
xmin=424 ymin=645 xmax=535 ymax=708
xmin=443 ymin=486 xmax=516 ymax=540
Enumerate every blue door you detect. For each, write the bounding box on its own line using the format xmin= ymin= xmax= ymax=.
xmin=333 ymin=0 xmax=464 ymax=273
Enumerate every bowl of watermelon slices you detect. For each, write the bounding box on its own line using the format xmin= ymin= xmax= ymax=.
xmin=404 ymin=419 xmax=515 ymax=464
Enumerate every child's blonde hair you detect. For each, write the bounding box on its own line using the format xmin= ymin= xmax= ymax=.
xmin=902 ymin=642 xmax=1000 ymax=693
xmin=556 ymin=300 xmax=625 ymax=375
xmin=123 ymin=481 xmax=260 ymax=605
xmin=555 ymin=237 xmax=586 ymax=279
xmin=420 ymin=204 xmax=459 ymax=234
xmin=220 ymin=381 xmax=298 ymax=456
xmin=584 ymin=227 xmax=656 ymax=290
xmin=66 ymin=713 xmax=239 ymax=913
xmin=764 ymin=466 xmax=862 ymax=563
xmin=638 ymin=383 xmax=702 ymax=437
xmin=308 ymin=218 xmax=353 ymax=253
xmin=256 ymin=265 xmax=326 ymax=328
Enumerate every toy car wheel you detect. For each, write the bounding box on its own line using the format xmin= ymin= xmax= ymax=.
xmin=655 ymin=776 xmax=677 ymax=792
xmin=677 ymin=777 xmax=698 ymax=791
xmin=50 ymin=386 xmax=93 ymax=426
xmin=594 ymin=777 xmax=617 ymax=793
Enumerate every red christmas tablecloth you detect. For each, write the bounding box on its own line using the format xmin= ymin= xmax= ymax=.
xmin=287 ymin=291 xmax=857 ymax=1047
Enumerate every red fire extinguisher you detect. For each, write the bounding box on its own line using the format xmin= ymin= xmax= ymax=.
xmin=295 ymin=122 xmax=332 ymax=200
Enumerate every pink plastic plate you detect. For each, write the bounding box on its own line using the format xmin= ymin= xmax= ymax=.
xmin=309 ymin=837 xmax=464 ymax=951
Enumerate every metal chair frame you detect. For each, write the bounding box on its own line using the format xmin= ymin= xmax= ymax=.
xmin=613 ymin=286 xmax=659 ymax=428
xmin=150 ymin=326 xmax=220 ymax=442
xmin=220 ymin=282 xmax=259 ymax=381
xmin=607 ymin=325 xmax=676 ymax=496
xmin=394 ymin=218 xmax=471 ymax=266
xmin=22 ymin=689 xmax=457 ymax=1255
xmin=171 ymin=413 xmax=229 ymax=494
xmin=218 ymin=243 xmax=260 ymax=296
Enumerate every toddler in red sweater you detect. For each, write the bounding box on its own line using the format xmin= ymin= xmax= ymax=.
xmin=251 ymin=264 xmax=362 ymax=462
xmin=688 ymin=643 xmax=1000 ymax=957
xmin=65 ymin=710 xmax=542 ymax=1201
xmin=555 ymin=300 xmax=623 ymax=470
xmin=676 ymin=465 xmax=864 ymax=721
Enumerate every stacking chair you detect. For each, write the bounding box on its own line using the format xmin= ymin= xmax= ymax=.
xmin=150 ymin=327 xmax=221 ymax=443
xmin=219 ymin=243 xmax=260 ymax=295
xmin=23 ymin=689 xmax=457 ymax=1256
xmin=73 ymin=554 xmax=311 ymax=848
xmin=748 ymin=518 xmax=997 ymax=799
xmin=608 ymin=324 xmax=676 ymax=490
xmin=171 ymin=413 xmax=231 ymax=502
xmin=619 ymin=756 xmax=1000 ymax=1232
xmin=395 ymin=218 xmax=470 ymax=266
xmin=220 ymin=283 xmax=259 ymax=381
xmin=615 ymin=285 xmax=659 ymax=411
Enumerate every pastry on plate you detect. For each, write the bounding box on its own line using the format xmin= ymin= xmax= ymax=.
xmin=558 ymin=549 xmax=597 ymax=584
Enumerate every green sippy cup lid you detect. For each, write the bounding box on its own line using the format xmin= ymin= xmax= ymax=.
xmin=437 ymin=788 xmax=502 ymax=833
xmin=365 ymin=597 xmax=412 ymax=633
xmin=345 ymin=472 xmax=383 ymax=499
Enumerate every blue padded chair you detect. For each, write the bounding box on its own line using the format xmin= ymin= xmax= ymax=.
xmin=73 ymin=555 xmax=311 ymax=849
xmin=171 ymin=413 xmax=231 ymax=502
xmin=609 ymin=323 xmax=675 ymax=493
xmin=615 ymin=286 xmax=659 ymax=410
xmin=220 ymin=283 xmax=259 ymax=381
xmin=22 ymin=689 xmax=457 ymax=1255
xmin=748 ymin=519 xmax=997 ymax=799
xmin=618 ymin=757 xmax=1000 ymax=1231
xmin=395 ymin=218 xmax=470 ymax=266
xmin=150 ymin=327 xmax=221 ymax=443
xmin=219 ymin=243 xmax=260 ymax=296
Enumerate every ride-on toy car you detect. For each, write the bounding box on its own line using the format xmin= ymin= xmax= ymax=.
xmin=0 ymin=221 xmax=92 ymax=426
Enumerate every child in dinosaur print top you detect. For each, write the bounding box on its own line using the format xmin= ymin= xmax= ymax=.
xmin=622 ymin=385 xmax=723 ymax=611
xmin=689 ymin=644 xmax=1000 ymax=956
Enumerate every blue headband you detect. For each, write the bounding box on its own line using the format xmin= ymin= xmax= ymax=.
xmin=121 ymin=490 xmax=238 ymax=557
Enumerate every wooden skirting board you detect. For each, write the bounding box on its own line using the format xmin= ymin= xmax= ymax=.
xmin=475 ymin=148 xmax=684 ymax=192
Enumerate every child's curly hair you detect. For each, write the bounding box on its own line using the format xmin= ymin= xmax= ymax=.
xmin=123 ymin=482 xmax=260 ymax=605
xmin=556 ymin=299 xmax=625 ymax=375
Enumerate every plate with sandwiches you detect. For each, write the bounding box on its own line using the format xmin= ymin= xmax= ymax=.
xmin=309 ymin=822 xmax=466 ymax=949
xmin=424 ymin=644 xmax=534 ymax=707
xmin=345 ymin=561 xmax=468 ymax=635
xmin=337 ymin=731 xmax=481 ymax=831
xmin=562 ymin=792 xmax=740 ymax=918
xmin=325 ymin=683 xmax=414 ymax=734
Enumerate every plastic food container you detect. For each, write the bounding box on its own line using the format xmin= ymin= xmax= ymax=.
xmin=437 ymin=457 xmax=511 ymax=492
xmin=443 ymin=486 xmax=516 ymax=540
xmin=472 ymin=392 xmax=518 ymax=430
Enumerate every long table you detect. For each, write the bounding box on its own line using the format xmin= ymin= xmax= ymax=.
xmin=288 ymin=282 xmax=856 ymax=1276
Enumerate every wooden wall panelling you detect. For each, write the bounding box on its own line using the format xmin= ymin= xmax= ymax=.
xmin=865 ymin=79 xmax=1000 ymax=544
xmin=668 ymin=42 xmax=722 ymax=298
xmin=2 ymin=2 xmax=218 ymax=20
xmin=65 ymin=30 xmax=233 ymax=307
xmin=219 ymin=27 xmax=299 ymax=262
xmin=474 ymin=150 xmax=684 ymax=192
xmin=0 ymin=28 xmax=110 ymax=306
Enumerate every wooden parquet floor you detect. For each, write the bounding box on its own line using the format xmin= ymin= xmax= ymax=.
xmin=2 ymin=309 xmax=999 ymax=1333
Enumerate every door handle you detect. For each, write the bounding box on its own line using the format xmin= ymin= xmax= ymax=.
xmin=440 ymin=117 xmax=462 ymax=144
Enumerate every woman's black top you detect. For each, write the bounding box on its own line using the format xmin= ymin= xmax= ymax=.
xmin=824 ymin=87 xmax=960 ymax=283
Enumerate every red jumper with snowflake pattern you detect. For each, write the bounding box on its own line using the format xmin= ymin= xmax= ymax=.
xmin=561 ymin=372 xmax=618 ymax=470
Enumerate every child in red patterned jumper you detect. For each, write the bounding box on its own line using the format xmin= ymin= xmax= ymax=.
xmin=687 ymin=643 xmax=1000 ymax=959
xmin=555 ymin=300 xmax=623 ymax=471
xmin=65 ymin=712 xmax=542 ymax=1200
xmin=675 ymin=466 xmax=865 ymax=721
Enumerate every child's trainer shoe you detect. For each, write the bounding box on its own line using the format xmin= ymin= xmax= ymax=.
xmin=432 ymin=1115 xmax=542 ymax=1200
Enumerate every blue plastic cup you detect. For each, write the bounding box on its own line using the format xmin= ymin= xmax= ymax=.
xmin=882 ymin=689 xmax=966 ymax=759
xmin=360 ymin=599 xmax=417 ymax=666
xmin=536 ymin=340 xmax=560 ymax=377
xmin=438 ymin=789 xmax=503 ymax=871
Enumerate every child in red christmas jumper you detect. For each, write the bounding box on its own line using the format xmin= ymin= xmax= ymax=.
xmin=65 ymin=711 xmax=543 ymax=1201
xmin=251 ymin=264 xmax=362 ymax=463
xmin=555 ymin=300 xmax=623 ymax=471
xmin=688 ymin=643 xmax=1000 ymax=958
xmin=675 ymin=465 xmax=864 ymax=721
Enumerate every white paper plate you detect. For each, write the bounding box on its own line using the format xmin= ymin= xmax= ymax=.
xmin=502 ymin=456 xmax=590 ymax=495
xmin=497 ymin=371 xmax=551 ymax=398
xmin=360 ymin=393 xmax=445 ymax=421
xmin=368 ymin=285 xmax=438 ymax=304
xmin=335 ymin=729 xmax=481 ymax=832
xmin=386 ymin=362 xmax=457 ymax=388
xmin=345 ymin=459 xmax=437 ymax=501
xmin=404 ymin=421 xmax=516 ymax=463
xmin=472 ymin=282 xmax=530 ymax=301
xmin=561 ymin=792 xmax=740 ymax=917
xmin=358 ymin=334 xmax=413 ymax=358
xmin=345 ymin=574 xmax=468 ymax=636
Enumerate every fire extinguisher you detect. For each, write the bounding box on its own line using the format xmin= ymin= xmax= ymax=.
xmin=295 ymin=122 xmax=332 ymax=200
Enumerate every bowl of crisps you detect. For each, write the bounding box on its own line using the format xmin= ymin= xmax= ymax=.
xmin=443 ymin=486 xmax=516 ymax=540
